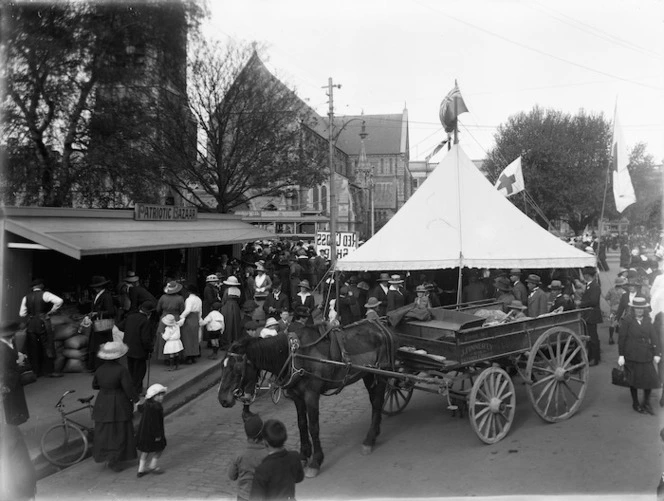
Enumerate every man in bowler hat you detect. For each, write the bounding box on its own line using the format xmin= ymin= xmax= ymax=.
xmin=525 ymin=274 xmax=548 ymax=318
xmin=116 ymin=300 xmax=156 ymax=395
xmin=577 ymin=266 xmax=603 ymax=366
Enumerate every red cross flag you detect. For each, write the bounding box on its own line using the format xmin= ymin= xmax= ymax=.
xmin=494 ymin=157 xmax=525 ymax=197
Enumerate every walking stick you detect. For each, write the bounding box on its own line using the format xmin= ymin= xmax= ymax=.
xmin=146 ymin=353 xmax=151 ymax=390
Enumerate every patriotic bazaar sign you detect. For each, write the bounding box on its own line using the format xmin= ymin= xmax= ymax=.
xmin=315 ymin=231 xmax=358 ymax=260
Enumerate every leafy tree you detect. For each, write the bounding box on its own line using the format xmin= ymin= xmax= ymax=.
xmin=483 ymin=106 xmax=611 ymax=234
xmin=626 ymin=142 xmax=662 ymax=230
xmin=154 ymin=39 xmax=328 ymax=213
xmin=1 ymin=1 xmax=203 ymax=207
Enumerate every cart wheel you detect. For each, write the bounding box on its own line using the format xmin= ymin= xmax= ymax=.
xmin=525 ymin=327 xmax=588 ymax=423
xmin=382 ymin=377 xmax=414 ymax=416
xmin=271 ymin=385 xmax=282 ymax=404
xmin=469 ymin=366 xmax=516 ymax=444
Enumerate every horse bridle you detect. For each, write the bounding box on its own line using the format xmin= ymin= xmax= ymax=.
xmin=225 ymin=351 xmax=257 ymax=404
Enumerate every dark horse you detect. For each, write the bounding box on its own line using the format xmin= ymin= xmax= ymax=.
xmin=218 ymin=320 xmax=396 ymax=477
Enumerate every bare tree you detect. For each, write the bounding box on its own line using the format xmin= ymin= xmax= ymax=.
xmin=156 ymin=39 xmax=328 ymax=213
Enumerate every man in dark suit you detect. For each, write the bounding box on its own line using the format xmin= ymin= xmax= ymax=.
xmin=369 ymin=273 xmax=391 ymax=317
xmin=510 ymin=269 xmax=528 ymax=306
xmin=263 ymin=279 xmax=290 ymax=317
xmin=577 ymin=266 xmax=603 ymax=366
xmin=127 ymin=272 xmax=156 ymax=314
xmin=116 ymin=300 xmax=155 ymax=395
xmin=386 ymin=275 xmax=406 ymax=313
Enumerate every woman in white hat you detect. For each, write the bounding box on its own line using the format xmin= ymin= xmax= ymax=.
xmin=155 ymin=281 xmax=184 ymax=365
xmin=618 ymin=297 xmax=661 ymax=414
xmin=386 ymin=275 xmax=405 ymax=313
xmin=178 ymin=283 xmax=202 ymax=365
xmin=92 ymin=341 xmax=137 ymax=472
xmin=291 ymin=280 xmax=316 ymax=324
xmin=253 ymin=263 xmax=272 ymax=298
xmin=220 ymin=281 xmax=243 ymax=349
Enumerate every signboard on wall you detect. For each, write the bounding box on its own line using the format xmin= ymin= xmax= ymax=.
xmin=134 ymin=204 xmax=198 ymax=221
xmin=315 ymin=231 xmax=358 ymax=260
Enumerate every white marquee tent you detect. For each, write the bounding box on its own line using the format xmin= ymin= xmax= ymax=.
xmin=336 ymin=145 xmax=595 ymax=271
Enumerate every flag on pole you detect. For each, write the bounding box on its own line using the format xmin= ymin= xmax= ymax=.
xmin=439 ymin=81 xmax=469 ymax=133
xmin=424 ymin=139 xmax=449 ymax=163
xmin=612 ymin=109 xmax=636 ymax=213
xmin=494 ymin=157 xmax=525 ymax=197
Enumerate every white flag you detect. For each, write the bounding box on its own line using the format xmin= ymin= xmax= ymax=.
xmin=612 ymin=110 xmax=636 ymax=213
xmin=494 ymin=157 xmax=525 ymax=197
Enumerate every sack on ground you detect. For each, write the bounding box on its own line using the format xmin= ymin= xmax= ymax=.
xmin=63 ymin=348 xmax=88 ymax=360
xmin=54 ymin=322 xmax=78 ymax=341
xmin=63 ymin=358 xmax=87 ymax=373
xmin=64 ymin=334 xmax=89 ymax=350
xmin=20 ymin=370 xmax=37 ymax=385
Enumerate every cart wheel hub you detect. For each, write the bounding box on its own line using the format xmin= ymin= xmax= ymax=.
xmin=554 ymin=367 xmax=568 ymax=381
xmin=489 ymin=397 xmax=503 ymax=413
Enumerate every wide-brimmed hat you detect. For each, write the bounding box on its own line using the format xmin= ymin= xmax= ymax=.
xmin=223 ymin=276 xmax=241 ymax=286
xmin=549 ymin=280 xmax=563 ymax=290
xmin=388 ymin=274 xmax=404 ymax=284
xmin=525 ymin=274 xmax=541 ymax=285
xmin=629 ymin=297 xmax=650 ymax=309
xmin=140 ymin=300 xmax=156 ymax=313
xmin=506 ymin=300 xmax=527 ymax=311
xmin=146 ymin=383 xmax=167 ymax=400
xmin=364 ymin=297 xmax=381 ymax=309
xmin=264 ymin=317 xmax=279 ymax=328
xmin=255 ymin=263 xmax=265 ymax=272
xmin=377 ymin=273 xmax=391 ymax=282
xmin=293 ymin=305 xmax=310 ymax=318
xmin=206 ymin=274 xmax=220 ymax=283
xmin=494 ymin=277 xmax=512 ymax=292
xmin=161 ymin=314 xmax=177 ymax=326
xmin=97 ymin=341 xmax=128 ymax=360
xmin=124 ymin=271 xmax=140 ymax=283
xmin=615 ymin=276 xmax=628 ymax=286
xmin=243 ymin=413 xmax=264 ymax=440
xmin=164 ymin=281 xmax=182 ymax=294
xmin=415 ymin=285 xmax=427 ymax=293
xmin=90 ymin=275 xmax=110 ymax=288
xmin=298 ymin=280 xmax=311 ymax=290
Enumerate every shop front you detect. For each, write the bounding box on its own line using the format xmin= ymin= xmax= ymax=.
xmin=0 ymin=205 xmax=273 ymax=329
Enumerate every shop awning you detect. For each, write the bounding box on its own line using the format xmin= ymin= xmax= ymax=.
xmin=3 ymin=208 xmax=275 ymax=260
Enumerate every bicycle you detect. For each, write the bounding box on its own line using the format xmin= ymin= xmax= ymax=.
xmin=41 ymin=389 xmax=95 ymax=467
xmin=256 ymin=370 xmax=282 ymax=404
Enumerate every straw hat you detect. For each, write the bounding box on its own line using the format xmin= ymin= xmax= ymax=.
xmin=264 ymin=317 xmax=279 ymax=328
xmin=223 ymin=276 xmax=241 ymax=286
xmin=97 ymin=341 xmax=128 ymax=360
xmin=629 ymin=297 xmax=650 ymax=309
xmin=298 ymin=280 xmax=312 ymax=290
xmin=164 ymin=281 xmax=183 ymax=294
xmin=364 ymin=297 xmax=381 ymax=309
xmin=145 ymin=384 xmax=167 ymax=400
xmin=206 ymin=274 xmax=220 ymax=283
xmin=388 ymin=274 xmax=404 ymax=285
xmin=161 ymin=314 xmax=177 ymax=326
xmin=90 ymin=275 xmax=110 ymax=288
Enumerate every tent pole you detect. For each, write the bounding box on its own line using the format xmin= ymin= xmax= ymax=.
xmin=456 ymin=265 xmax=463 ymax=305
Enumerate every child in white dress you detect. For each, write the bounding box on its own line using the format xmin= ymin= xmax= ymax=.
xmin=161 ymin=315 xmax=183 ymax=371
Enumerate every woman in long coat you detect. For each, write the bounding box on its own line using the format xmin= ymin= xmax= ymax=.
xmin=156 ymin=282 xmax=185 ymax=363
xmin=618 ymin=297 xmax=661 ymax=414
xmin=92 ymin=342 xmax=138 ymax=472
xmin=88 ymin=276 xmax=117 ymax=371
xmin=220 ymin=287 xmax=242 ymax=350
xmin=178 ymin=284 xmax=202 ymax=364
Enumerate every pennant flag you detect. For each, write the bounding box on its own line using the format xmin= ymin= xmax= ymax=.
xmin=494 ymin=157 xmax=525 ymax=197
xmin=612 ymin=109 xmax=636 ymax=213
xmin=439 ymin=81 xmax=469 ymax=133
xmin=424 ymin=138 xmax=449 ymax=163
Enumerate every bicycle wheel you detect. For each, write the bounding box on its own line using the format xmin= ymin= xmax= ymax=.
xmin=41 ymin=422 xmax=89 ymax=467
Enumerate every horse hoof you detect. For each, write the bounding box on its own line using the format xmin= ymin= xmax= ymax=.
xmin=305 ymin=467 xmax=319 ymax=478
xmin=361 ymin=445 xmax=373 ymax=456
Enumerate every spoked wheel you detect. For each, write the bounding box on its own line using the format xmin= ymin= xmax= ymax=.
xmin=271 ymin=384 xmax=282 ymax=404
xmin=41 ymin=422 xmax=89 ymax=467
xmin=469 ymin=366 xmax=516 ymax=444
xmin=525 ymin=327 xmax=588 ymax=423
xmin=382 ymin=376 xmax=414 ymax=416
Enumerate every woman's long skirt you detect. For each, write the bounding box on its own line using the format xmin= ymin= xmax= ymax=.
xmin=92 ymin=420 xmax=137 ymax=464
xmin=625 ymin=359 xmax=660 ymax=389
xmin=181 ymin=312 xmax=201 ymax=358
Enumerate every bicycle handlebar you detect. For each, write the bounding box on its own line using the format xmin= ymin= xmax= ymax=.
xmin=55 ymin=389 xmax=76 ymax=408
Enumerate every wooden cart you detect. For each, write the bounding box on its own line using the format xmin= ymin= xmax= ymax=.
xmin=382 ymin=303 xmax=590 ymax=444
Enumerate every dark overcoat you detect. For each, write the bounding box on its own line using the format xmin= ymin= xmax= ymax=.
xmin=117 ymin=311 xmax=153 ymax=359
xmin=92 ymin=360 xmax=137 ymax=423
xmin=578 ymin=279 xmax=603 ymax=324
xmin=619 ymin=315 xmax=661 ymax=363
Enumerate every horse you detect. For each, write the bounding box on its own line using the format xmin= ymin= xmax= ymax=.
xmin=218 ymin=319 xmax=396 ymax=478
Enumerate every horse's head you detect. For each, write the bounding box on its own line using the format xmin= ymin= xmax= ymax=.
xmin=218 ymin=341 xmax=261 ymax=408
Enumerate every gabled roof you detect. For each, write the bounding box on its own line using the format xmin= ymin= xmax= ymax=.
xmin=336 ymin=145 xmax=596 ymax=271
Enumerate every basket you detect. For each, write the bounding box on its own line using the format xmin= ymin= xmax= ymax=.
xmin=93 ymin=318 xmax=114 ymax=332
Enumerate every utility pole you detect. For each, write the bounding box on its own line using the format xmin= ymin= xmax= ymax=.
xmin=325 ymin=77 xmax=341 ymax=268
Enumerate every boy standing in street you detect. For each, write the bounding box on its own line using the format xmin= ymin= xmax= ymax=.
xmin=229 ymin=414 xmax=266 ymax=501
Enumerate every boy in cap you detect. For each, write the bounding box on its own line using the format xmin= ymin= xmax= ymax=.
xmin=229 ymin=413 xmax=267 ymax=501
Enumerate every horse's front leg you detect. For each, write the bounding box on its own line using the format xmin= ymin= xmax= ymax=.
xmin=361 ymin=375 xmax=387 ymax=455
xmin=290 ymin=390 xmax=312 ymax=466
xmin=303 ymin=389 xmax=324 ymax=478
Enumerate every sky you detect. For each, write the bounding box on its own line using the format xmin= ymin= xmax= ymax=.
xmin=205 ymin=0 xmax=664 ymax=164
